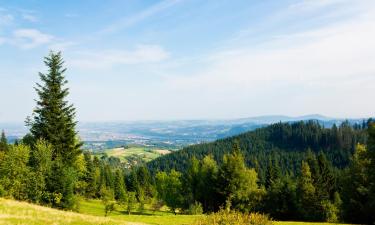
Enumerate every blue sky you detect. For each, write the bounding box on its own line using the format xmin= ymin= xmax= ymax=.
xmin=0 ymin=0 xmax=374 ymax=122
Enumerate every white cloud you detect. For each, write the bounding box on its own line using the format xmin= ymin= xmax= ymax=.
xmin=162 ymin=2 xmax=375 ymax=118
xmin=100 ymin=0 xmax=184 ymax=35
xmin=70 ymin=45 xmax=170 ymax=69
xmin=11 ymin=29 xmax=54 ymax=49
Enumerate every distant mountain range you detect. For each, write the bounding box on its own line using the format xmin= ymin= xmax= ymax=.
xmin=0 ymin=114 xmax=371 ymax=149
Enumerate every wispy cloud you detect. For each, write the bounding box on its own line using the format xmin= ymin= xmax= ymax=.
xmin=22 ymin=13 xmax=38 ymax=22
xmin=99 ymin=0 xmax=184 ymax=35
xmin=161 ymin=1 xmax=375 ymax=117
xmin=11 ymin=29 xmax=54 ymax=49
xmin=289 ymin=0 xmax=352 ymax=11
xmin=69 ymin=45 xmax=170 ymax=69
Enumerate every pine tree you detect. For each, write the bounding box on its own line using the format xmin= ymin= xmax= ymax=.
xmin=0 ymin=130 xmax=8 ymax=152
xmin=27 ymin=51 xmax=81 ymax=165
xmin=316 ymin=152 xmax=335 ymax=200
xmin=26 ymin=52 xmax=82 ymax=209
xmin=265 ymin=158 xmax=281 ymax=189
xmin=341 ymin=144 xmax=371 ymax=223
xmin=199 ymin=155 xmax=219 ymax=212
xmin=83 ymin=152 xmax=97 ymax=198
xmin=297 ymin=161 xmax=318 ymax=221
xmin=185 ymin=157 xmax=201 ymax=206
xmin=114 ymin=169 xmax=127 ymax=203
xmin=218 ymin=142 xmax=261 ymax=212
xmin=366 ymin=122 xmax=375 ymax=223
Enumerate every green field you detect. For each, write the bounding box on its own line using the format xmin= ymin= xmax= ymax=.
xmin=97 ymin=146 xmax=171 ymax=164
xmin=0 ymin=198 xmax=352 ymax=225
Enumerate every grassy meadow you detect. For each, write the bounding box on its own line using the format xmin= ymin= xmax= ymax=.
xmin=0 ymin=198 xmax=353 ymax=225
xmin=97 ymin=147 xmax=171 ymax=163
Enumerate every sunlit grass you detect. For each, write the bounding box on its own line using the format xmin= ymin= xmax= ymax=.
xmin=0 ymin=198 xmax=353 ymax=225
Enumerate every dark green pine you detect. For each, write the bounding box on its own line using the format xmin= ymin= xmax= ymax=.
xmin=28 ymin=51 xmax=82 ymax=165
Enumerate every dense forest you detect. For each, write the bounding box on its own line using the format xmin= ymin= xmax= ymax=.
xmin=0 ymin=52 xmax=375 ymax=224
xmin=148 ymin=120 xmax=369 ymax=183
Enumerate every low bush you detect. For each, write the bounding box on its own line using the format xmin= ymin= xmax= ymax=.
xmin=188 ymin=201 xmax=204 ymax=215
xmin=193 ymin=209 xmax=272 ymax=225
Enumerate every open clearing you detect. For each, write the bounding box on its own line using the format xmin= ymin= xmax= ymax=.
xmin=0 ymin=198 xmax=352 ymax=225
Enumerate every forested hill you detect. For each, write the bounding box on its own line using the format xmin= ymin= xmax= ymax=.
xmin=148 ymin=120 xmax=368 ymax=182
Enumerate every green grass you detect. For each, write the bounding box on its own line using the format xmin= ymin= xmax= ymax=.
xmin=79 ymin=199 xmax=200 ymax=225
xmin=0 ymin=198 xmax=352 ymax=225
xmin=0 ymin=198 xmax=131 ymax=225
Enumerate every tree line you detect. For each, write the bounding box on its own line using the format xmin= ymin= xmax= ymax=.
xmin=148 ymin=119 xmax=369 ymax=184
xmin=0 ymin=52 xmax=374 ymax=224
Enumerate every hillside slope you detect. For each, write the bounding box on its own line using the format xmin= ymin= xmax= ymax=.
xmin=0 ymin=198 xmax=143 ymax=225
xmin=148 ymin=120 xmax=367 ymax=181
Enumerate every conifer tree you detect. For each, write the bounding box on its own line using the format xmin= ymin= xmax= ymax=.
xmin=366 ymin=122 xmax=375 ymax=223
xmin=265 ymin=158 xmax=281 ymax=189
xmin=26 ymin=52 xmax=82 ymax=209
xmin=114 ymin=169 xmax=127 ymax=203
xmin=185 ymin=157 xmax=201 ymax=205
xmin=316 ymin=152 xmax=335 ymax=200
xmin=218 ymin=142 xmax=261 ymax=212
xmin=341 ymin=144 xmax=371 ymax=223
xmin=297 ymin=161 xmax=318 ymax=221
xmin=0 ymin=130 xmax=8 ymax=152
xmin=199 ymin=155 xmax=219 ymax=212
xmin=27 ymin=51 xmax=81 ymax=165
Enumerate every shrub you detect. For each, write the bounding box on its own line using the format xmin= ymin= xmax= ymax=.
xmin=193 ymin=210 xmax=272 ymax=225
xmin=0 ymin=184 xmax=5 ymax=197
xmin=188 ymin=201 xmax=204 ymax=215
xmin=321 ymin=200 xmax=339 ymax=223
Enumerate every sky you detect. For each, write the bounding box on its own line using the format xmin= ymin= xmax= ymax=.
xmin=0 ymin=0 xmax=374 ymax=122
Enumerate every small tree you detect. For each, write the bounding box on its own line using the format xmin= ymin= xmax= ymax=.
xmin=0 ymin=144 xmax=31 ymax=200
xmin=0 ymin=130 xmax=8 ymax=152
xmin=126 ymin=191 xmax=137 ymax=215
xmin=155 ymin=170 xmax=184 ymax=214
xmin=101 ymin=187 xmax=115 ymax=217
xmin=114 ymin=169 xmax=127 ymax=202
xmin=297 ymin=161 xmax=318 ymax=221
xmin=28 ymin=139 xmax=53 ymax=203
xmin=217 ymin=141 xmax=263 ymax=212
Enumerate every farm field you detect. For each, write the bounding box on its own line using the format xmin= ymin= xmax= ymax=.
xmin=96 ymin=146 xmax=171 ymax=164
xmin=0 ymin=198 xmax=353 ymax=225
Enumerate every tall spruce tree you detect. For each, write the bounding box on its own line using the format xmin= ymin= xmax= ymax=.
xmin=27 ymin=51 xmax=81 ymax=165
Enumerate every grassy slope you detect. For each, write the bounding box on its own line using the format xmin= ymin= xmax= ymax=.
xmin=0 ymin=198 xmax=138 ymax=225
xmin=0 ymin=198 xmax=351 ymax=225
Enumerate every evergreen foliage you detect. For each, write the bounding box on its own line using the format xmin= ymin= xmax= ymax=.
xmin=148 ymin=120 xmax=366 ymax=180
xmin=0 ymin=130 xmax=8 ymax=152
xmin=27 ymin=51 xmax=82 ymax=165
